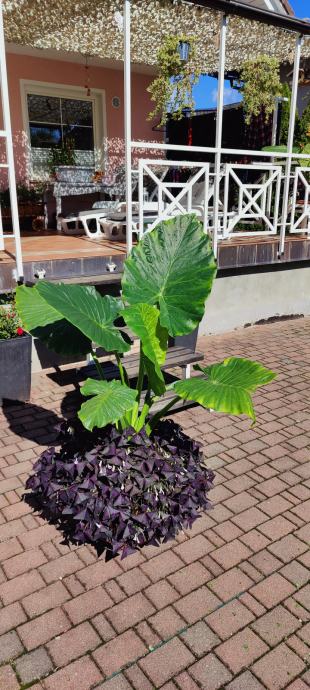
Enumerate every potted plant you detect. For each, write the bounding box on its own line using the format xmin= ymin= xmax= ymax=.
xmin=48 ymin=137 xmax=77 ymax=178
xmin=0 ymin=182 xmax=45 ymax=231
xmin=16 ymin=215 xmax=275 ymax=559
xmin=48 ymin=137 xmax=93 ymax=183
xmin=147 ymin=35 xmax=200 ymax=126
xmin=240 ymin=55 xmax=282 ymax=125
xmin=0 ymin=304 xmax=31 ymax=402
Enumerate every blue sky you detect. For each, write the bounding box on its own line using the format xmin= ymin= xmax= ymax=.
xmin=290 ymin=0 xmax=308 ymax=18
xmin=193 ymin=0 xmax=307 ymax=110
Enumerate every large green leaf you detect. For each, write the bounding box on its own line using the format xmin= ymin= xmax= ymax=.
xmin=174 ymin=357 xmax=276 ymax=421
xmin=123 ymin=303 xmax=168 ymax=394
xmin=16 ymin=285 xmax=91 ymax=355
xmin=35 ymin=282 xmax=129 ymax=354
xmin=79 ymin=379 xmax=137 ymax=430
xmin=122 ymin=214 xmax=217 ymax=337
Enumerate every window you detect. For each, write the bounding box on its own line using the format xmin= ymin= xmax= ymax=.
xmin=21 ymin=81 xmax=106 ymax=175
xmin=27 ymin=95 xmax=94 ymax=150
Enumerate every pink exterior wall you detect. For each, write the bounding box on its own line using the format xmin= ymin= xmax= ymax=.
xmin=4 ymin=52 xmax=161 ymax=182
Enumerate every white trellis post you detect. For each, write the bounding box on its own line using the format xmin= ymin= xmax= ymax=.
xmin=0 ymin=1 xmax=23 ymax=280
xmin=279 ymin=34 xmax=303 ymax=256
xmin=213 ymin=14 xmax=228 ymax=256
xmin=124 ymin=0 xmax=133 ymax=254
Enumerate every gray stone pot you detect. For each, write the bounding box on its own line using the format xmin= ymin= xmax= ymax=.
xmin=0 ymin=334 xmax=32 ymax=402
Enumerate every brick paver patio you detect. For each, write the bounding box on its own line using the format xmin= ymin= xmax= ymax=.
xmin=0 ymin=317 xmax=310 ymax=689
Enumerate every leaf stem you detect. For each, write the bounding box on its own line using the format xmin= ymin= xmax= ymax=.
xmin=115 ymin=353 xmax=128 ymax=386
xmin=90 ymin=348 xmax=104 ymax=380
xmin=148 ymin=395 xmax=181 ymax=432
xmin=136 ymin=388 xmax=152 ymax=431
xmin=136 ymin=346 xmax=145 ymax=405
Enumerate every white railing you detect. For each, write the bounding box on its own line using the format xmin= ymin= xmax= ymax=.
xmin=131 ymin=141 xmax=310 ymax=255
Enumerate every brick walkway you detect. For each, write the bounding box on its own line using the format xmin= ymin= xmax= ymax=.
xmin=0 ymin=318 xmax=310 ymax=690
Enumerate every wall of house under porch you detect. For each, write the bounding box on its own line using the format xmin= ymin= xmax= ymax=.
xmin=200 ymin=264 xmax=310 ymax=335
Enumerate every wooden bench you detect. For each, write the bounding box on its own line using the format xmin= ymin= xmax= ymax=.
xmin=52 ymin=345 xmax=203 ymax=419
xmin=94 ymin=345 xmax=204 ymax=415
xmin=91 ymin=345 xmax=203 ymax=382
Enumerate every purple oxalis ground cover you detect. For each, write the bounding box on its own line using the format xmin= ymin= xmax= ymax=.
xmin=25 ymin=419 xmax=214 ymax=560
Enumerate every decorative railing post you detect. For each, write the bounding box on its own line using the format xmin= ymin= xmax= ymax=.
xmin=0 ymin=0 xmax=23 ymax=280
xmin=124 ymin=0 xmax=133 ymax=254
xmin=213 ymin=13 xmax=228 ymax=256
xmin=279 ymin=34 xmax=303 ymax=256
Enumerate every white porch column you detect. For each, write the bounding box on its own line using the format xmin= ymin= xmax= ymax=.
xmin=0 ymin=1 xmax=23 ymax=280
xmin=124 ymin=0 xmax=133 ymax=254
xmin=213 ymin=14 xmax=228 ymax=257
xmin=279 ymin=34 xmax=303 ymax=256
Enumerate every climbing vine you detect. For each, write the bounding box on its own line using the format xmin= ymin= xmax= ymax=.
xmin=147 ymin=35 xmax=200 ymax=126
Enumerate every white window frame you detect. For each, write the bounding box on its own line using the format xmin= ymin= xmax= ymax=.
xmin=20 ymin=79 xmax=107 ymax=175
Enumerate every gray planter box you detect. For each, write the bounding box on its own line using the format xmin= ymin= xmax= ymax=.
xmin=0 ymin=334 xmax=32 ymax=402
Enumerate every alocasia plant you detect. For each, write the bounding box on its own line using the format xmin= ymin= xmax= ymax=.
xmin=16 ymin=214 xmax=275 ymax=433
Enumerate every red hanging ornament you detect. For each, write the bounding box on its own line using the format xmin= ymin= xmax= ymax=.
xmin=188 ymin=120 xmax=193 ymax=147
xmin=84 ymin=55 xmax=91 ymax=97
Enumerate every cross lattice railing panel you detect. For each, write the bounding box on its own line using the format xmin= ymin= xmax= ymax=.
xmin=290 ymin=167 xmax=310 ymax=235
xmin=137 ymin=160 xmax=211 ymax=237
xmin=222 ymin=164 xmax=282 ymax=238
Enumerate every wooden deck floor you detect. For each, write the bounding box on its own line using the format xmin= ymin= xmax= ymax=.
xmin=0 ymin=231 xmax=127 ymax=265
xmin=1 ymin=230 xmax=310 ymax=292
xmin=1 ymin=230 xmax=310 ymax=267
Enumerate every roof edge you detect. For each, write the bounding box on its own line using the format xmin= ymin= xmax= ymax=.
xmin=280 ymin=0 xmax=294 ymax=17
xmin=185 ymin=0 xmax=310 ymax=35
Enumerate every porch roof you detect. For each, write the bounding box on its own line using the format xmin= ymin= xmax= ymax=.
xmin=3 ymin=0 xmax=310 ymax=73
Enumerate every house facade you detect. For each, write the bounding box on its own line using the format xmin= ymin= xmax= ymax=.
xmin=5 ymin=48 xmax=158 ymax=183
xmin=1 ymin=0 xmax=304 ymax=194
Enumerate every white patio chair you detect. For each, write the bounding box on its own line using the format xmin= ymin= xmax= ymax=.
xmin=60 ymin=201 xmax=120 ymax=237
xmin=61 ymin=165 xmax=139 ymax=239
xmin=181 ymin=179 xmax=223 ymax=218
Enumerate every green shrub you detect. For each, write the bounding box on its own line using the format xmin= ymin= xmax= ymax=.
xmin=299 ymin=102 xmax=310 ymax=148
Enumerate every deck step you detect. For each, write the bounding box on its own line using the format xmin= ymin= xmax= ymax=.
xmin=40 ymin=273 xmax=122 ymax=285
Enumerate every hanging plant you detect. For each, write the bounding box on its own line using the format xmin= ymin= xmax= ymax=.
xmin=240 ymin=55 xmax=282 ymax=125
xmin=147 ymin=35 xmax=200 ymax=126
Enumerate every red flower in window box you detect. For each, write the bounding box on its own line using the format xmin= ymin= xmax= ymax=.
xmin=16 ymin=327 xmax=24 ymax=336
